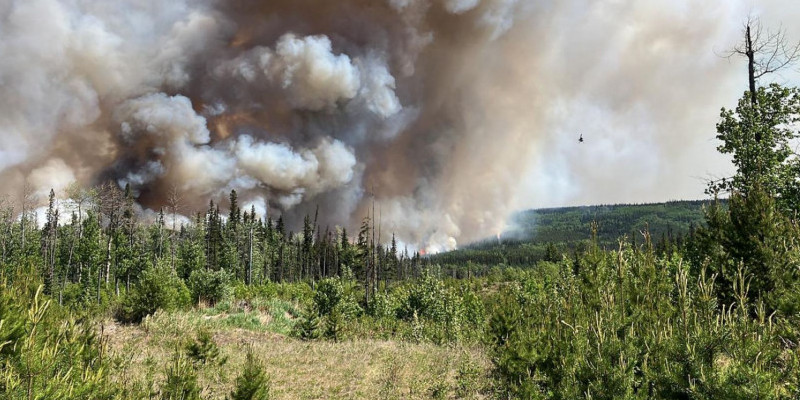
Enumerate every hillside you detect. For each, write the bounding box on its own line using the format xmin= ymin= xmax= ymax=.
xmin=431 ymin=200 xmax=720 ymax=267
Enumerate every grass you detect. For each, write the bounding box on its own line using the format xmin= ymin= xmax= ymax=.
xmin=104 ymin=304 xmax=492 ymax=399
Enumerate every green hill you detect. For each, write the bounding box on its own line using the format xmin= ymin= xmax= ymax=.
xmin=431 ymin=200 xmax=721 ymax=267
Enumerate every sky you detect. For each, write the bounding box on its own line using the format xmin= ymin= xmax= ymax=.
xmin=1 ymin=0 xmax=799 ymax=251
xmin=514 ymin=0 xmax=800 ymax=209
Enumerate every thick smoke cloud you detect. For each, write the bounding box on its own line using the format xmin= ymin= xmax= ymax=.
xmin=0 ymin=0 xmax=797 ymax=252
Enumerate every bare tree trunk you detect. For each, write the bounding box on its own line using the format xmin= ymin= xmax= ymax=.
xmin=168 ymin=186 xmax=181 ymax=273
xmin=105 ymin=235 xmax=112 ymax=284
xmin=247 ymin=225 xmax=253 ymax=285
xmin=747 ymin=25 xmax=757 ymax=108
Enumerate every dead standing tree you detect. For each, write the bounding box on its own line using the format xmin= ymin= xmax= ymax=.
xmin=729 ymin=18 xmax=800 ymax=140
xmin=97 ymin=182 xmax=125 ymax=302
xmin=167 ymin=185 xmax=182 ymax=273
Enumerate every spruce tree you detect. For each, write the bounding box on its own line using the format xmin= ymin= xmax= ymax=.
xmin=229 ymin=350 xmax=270 ymax=400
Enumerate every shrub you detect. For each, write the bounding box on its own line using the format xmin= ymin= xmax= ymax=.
xmin=189 ymin=268 xmax=233 ymax=306
xmin=292 ymin=307 xmax=320 ymax=340
xmin=313 ymin=277 xmax=362 ymax=319
xmin=161 ymin=355 xmax=201 ymax=400
xmin=185 ymin=328 xmax=225 ymax=366
xmin=232 ymin=282 xmax=279 ymax=300
xmin=313 ymin=278 xmax=344 ymax=316
xmin=396 ymin=273 xmax=448 ymax=321
xmin=229 ymin=350 xmax=271 ymax=400
xmin=0 ymin=286 xmax=26 ymax=358
xmin=365 ymin=291 xmax=397 ymax=320
xmin=0 ymin=285 xmax=117 ymax=398
xmin=488 ymin=243 xmax=800 ymax=399
xmin=115 ymin=266 xmax=191 ymax=324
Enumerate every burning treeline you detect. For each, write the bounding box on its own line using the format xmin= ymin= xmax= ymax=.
xmin=0 ymin=0 xmax=784 ymax=250
xmin=1 ymin=0 xmax=539 ymax=252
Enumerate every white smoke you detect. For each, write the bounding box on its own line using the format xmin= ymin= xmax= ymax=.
xmin=218 ymin=33 xmax=401 ymax=118
xmin=234 ymin=135 xmax=356 ymax=195
xmin=28 ymin=159 xmax=77 ymax=199
xmin=1 ymin=0 xmax=798 ymax=252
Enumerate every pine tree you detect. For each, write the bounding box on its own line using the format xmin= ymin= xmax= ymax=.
xmin=42 ymin=189 xmax=58 ymax=295
xmin=228 ymin=351 xmax=271 ymax=400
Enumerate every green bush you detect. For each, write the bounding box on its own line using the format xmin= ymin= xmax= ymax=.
xmin=229 ymin=350 xmax=271 ymax=400
xmin=488 ymin=243 xmax=800 ymax=399
xmin=292 ymin=307 xmax=320 ymax=340
xmin=0 ymin=285 xmax=117 ymax=398
xmin=161 ymin=355 xmax=201 ymax=400
xmin=393 ymin=272 xmax=484 ymax=343
xmin=232 ymin=282 xmax=279 ymax=301
xmin=115 ymin=266 xmax=191 ymax=324
xmin=313 ymin=278 xmax=344 ymax=316
xmin=189 ymin=268 xmax=233 ymax=306
xmin=396 ymin=272 xmax=449 ymax=321
xmin=313 ymin=277 xmax=362 ymax=319
xmin=185 ymin=328 xmax=225 ymax=366
xmin=0 ymin=286 xmax=26 ymax=358
xmin=365 ymin=291 xmax=398 ymax=320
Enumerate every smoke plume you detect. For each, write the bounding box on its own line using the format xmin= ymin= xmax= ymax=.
xmin=1 ymin=0 xmax=797 ymax=251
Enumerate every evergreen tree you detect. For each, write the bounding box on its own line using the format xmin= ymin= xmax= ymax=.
xmin=229 ymin=351 xmax=271 ymax=400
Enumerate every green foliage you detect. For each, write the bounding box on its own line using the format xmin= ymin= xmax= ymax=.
xmin=189 ymin=268 xmax=233 ymax=305
xmin=712 ymin=84 xmax=800 ymax=210
xmin=308 ymin=277 xmax=364 ymax=341
xmin=0 ymin=285 xmax=117 ymax=399
xmin=487 ymin=242 xmax=800 ymax=399
xmin=228 ymin=350 xmax=271 ymax=400
xmin=0 ymin=287 xmax=26 ymax=358
xmin=292 ymin=307 xmax=321 ymax=340
xmin=116 ymin=265 xmax=191 ymax=324
xmin=433 ymin=201 xmax=708 ymax=267
xmin=393 ymin=271 xmax=484 ymax=343
xmin=314 ymin=277 xmax=362 ymax=319
xmin=396 ymin=271 xmax=449 ymax=322
xmin=161 ymin=354 xmax=201 ymax=400
xmin=185 ymin=328 xmax=225 ymax=366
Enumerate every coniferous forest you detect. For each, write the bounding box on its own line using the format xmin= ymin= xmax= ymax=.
xmin=2 ymin=82 xmax=800 ymax=399
xmin=3 ymin=14 xmax=800 ymax=400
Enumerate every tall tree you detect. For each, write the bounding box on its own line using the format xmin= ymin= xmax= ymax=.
xmin=729 ymin=18 xmax=800 ymax=139
xmin=712 ymin=85 xmax=800 ymax=209
xmin=42 ymin=189 xmax=58 ymax=295
xmin=167 ymin=185 xmax=182 ymax=273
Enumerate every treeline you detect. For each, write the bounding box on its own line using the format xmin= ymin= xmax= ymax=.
xmin=431 ymin=204 xmax=701 ymax=268
xmin=0 ymin=184 xmax=427 ymax=308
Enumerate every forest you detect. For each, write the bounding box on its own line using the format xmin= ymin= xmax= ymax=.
xmin=430 ymin=200 xmax=713 ymax=268
xmin=2 ymin=20 xmax=800 ymax=400
xmin=2 ymin=81 xmax=800 ymax=399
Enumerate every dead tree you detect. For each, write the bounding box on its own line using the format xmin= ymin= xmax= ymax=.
xmin=97 ymin=182 xmax=124 ymax=301
xmin=729 ymin=18 xmax=800 ymax=141
xmin=167 ymin=185 xmax=182 ymax=273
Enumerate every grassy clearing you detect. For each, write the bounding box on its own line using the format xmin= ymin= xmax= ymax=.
xmin=104 ymin=304 xmax=492 ymax=399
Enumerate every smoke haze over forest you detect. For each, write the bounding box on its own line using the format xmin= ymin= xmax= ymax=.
xmin=1 ymin=0 xmax=799 ymax=251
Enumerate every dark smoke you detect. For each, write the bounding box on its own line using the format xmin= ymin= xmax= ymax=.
xmin=1 ymin=0 xmax=796 ymax=251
